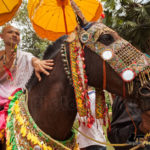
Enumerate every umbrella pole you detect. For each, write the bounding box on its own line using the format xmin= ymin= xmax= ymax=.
xmin=62 ymin=5 xmax=68 ymax=35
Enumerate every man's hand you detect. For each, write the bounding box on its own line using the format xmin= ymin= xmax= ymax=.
xmin=32 ymin=57 xmax=54 ymax=81
xmin=139 ymin=110 xmax=150 ymax=134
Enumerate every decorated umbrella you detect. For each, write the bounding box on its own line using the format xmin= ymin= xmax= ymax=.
xmin=0 ymin=0 xmax=22 ymax=26
xmin=27 ymin=0 xmax=103 ymax=41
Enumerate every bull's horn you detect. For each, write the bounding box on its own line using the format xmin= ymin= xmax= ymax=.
xmin=70 ymin=0 xmax=88 ymax=28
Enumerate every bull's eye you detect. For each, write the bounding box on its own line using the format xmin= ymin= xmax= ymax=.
xmin=98 ymin=34 xmax=115 ymax=46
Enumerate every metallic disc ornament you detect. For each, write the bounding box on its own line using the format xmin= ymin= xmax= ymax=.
xmin=80 ymin=32 xmax=90 ymax=43
xmin=121 ymin=69 xmax=135 ymax=82
xmin=101 ymin=49 xmax=113 ymax=60
xmin=33 ymin=145 xmax=41 ymax=150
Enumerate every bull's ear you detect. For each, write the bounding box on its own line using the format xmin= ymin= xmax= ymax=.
xmin=70 ymin=0 xmax=87 ymax=28
xmin=76 ymin=14 xmax=87 ymax=28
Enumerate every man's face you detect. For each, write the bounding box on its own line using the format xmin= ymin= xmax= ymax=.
xmin=1 ymin=26 xmax=20 ymax=48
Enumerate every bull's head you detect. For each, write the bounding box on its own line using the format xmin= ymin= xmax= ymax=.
xmin=70 ymin=0 xmax=150 ymax=111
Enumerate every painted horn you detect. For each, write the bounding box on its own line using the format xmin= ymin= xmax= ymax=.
xmin=70 ymin=0 xmax=88 ymax=27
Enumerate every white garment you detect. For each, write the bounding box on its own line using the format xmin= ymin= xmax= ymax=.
xmin=77 ymin=90 xmax=106 ymax=148
xmin=0 ymin=50 xmax=34 ymax=98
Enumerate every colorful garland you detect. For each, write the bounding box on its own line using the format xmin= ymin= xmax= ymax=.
xmin=6 ymin=91 xmax=77 ymax=150
xmin=68 ymin=31 xmax=109 ymax=127
xmin=0 ymin=129 xmax=5 ymax=143
xmin=69 ymin=34 xmax=94 ymax=128
xmin=95 ymin=89 xmax=107 ymax=125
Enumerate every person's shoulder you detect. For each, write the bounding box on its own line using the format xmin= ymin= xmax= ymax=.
xmin=18 ymin=50 xmax=32 ymax=55
xmin=18 ymin=50 xmax=33 ymax=58
xmin=17 ymin=50 xmax=34 ymax=64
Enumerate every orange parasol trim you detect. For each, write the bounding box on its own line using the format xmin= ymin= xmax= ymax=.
xmin=28 ymin=0 xmax=103 ymax=41
xmin=33 ymin=22 xmax=72 ymax=41
xmin=91 ymin=3 xmax=103 ymax=22
xmin=0 ymin=0 xmax=22 ymax=26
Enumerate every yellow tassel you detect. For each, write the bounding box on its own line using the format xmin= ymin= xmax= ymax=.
xmin=37 ymin=141 xmax=42 ymax=148
xmin=21 ymin=126 xmax=27 ymax=137
xmin=42 ymin=144 xmax=48 ymax=150
xmin=147 ymin=70 xmax=150 ymax=80
xmin=47 ymin=146 xmax=53 ymax=150
xmin=6 ymin=145 xmax=12 ymax=150
xmin=142 ymin=72 xmax=147 ymax=85
xmin=0 ymin=129 xmax=5 ymax=140
xmin=31 ymin=135 xmax=39 ymax=145
xmin=42 ymin=144 xmax=53 ymax=150
xmin=139 ymin=74 xmax=144 ymax=86
xmin=17 ymin=115 xmax=24 ymax=125
xmin=145 ymin=133 xmax=150 ymax=139
xmin=14 ymin=105 xmax=20 ymax=114
xmin=27 ymin=132 xmax=32 ymax=140
xmin=73 ymin=142 xmax=79 ymax=150
xmin=8 ymin=96 xmax=14 ymax=100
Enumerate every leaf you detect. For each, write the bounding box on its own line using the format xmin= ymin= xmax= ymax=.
xmin=104 ymin=0 xmax=150 ymax=53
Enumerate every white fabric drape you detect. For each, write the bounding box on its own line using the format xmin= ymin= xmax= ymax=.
xmin=0 ymin=50 xmax=34 ymax=98
xmin=77 ymin=90 xmax=106 ymax=148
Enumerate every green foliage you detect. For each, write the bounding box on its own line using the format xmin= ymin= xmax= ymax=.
xmin=103 ymin=0 xmax=150 ymax=54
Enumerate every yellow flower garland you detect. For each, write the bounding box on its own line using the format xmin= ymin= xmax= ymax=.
xmin=6 ymin=92 xmax=78 ymax=150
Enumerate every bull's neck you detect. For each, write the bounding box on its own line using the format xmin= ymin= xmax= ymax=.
xmin=28 ymin=53 xmax=77 ymax=141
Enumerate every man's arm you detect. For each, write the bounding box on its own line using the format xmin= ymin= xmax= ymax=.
xmin=32 ymin=57 xmax=54 ymax=81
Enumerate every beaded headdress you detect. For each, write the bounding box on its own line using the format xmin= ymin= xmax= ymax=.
xmin=70 ymin=0 xmax=150 ymax=124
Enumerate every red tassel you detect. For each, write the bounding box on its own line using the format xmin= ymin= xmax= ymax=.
xmin=87 ymin=115 xmax=95 ymax=128
xmin=101 ymin=13 xmax=105 ymax=19
xmin=3 ymin=65 xmax=13 ymax=80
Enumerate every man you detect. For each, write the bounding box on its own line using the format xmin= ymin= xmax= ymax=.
xmin=77 ymin=87 xmax=106 ymax=150
xmin=0 ymin=25 xmax=54 ymax=142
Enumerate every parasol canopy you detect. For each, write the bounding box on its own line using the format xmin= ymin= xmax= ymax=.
xmin=27 ymin=0 xmax=103 ymax=41
xmin=0 ymin=0 xmax=22 ymax=26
